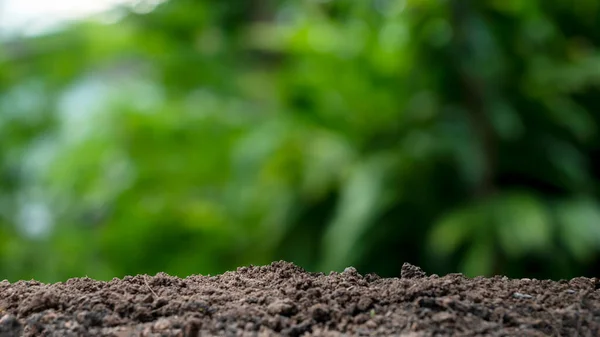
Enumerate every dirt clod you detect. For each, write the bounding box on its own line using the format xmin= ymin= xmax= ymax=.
xmin=0 ymin=314 xmax=22 ymax=336
xmin=309 ymin=304 xmax=331 ymax=323
xmin=267 ymin=299 xmax=298 ymax=317
xmin=401 ymin=262 xmax=427 ymax=279
xmin=0 ymin=261 xmax=599 ymax=336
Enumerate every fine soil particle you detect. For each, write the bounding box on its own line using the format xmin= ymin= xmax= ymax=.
xmin=0 ymin=261 xmax=599 ymax=336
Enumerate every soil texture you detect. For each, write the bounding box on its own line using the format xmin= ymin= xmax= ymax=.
xmin=1 ymin=261 xmax=599 ymax=336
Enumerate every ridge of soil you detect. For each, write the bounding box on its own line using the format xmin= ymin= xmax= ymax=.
xmin=1 ymin=261 xmax=599 ymax=336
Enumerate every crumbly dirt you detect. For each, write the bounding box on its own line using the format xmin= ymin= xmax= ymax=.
xmin=1 ymin=261 xmax=599 ymax=336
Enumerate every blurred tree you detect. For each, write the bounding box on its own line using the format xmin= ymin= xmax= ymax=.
xmin=0 ymin=0 xmax=599 ymax=282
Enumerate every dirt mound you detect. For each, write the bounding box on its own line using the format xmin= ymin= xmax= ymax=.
xmin=1 ymin=261 xmax=599 ymax=336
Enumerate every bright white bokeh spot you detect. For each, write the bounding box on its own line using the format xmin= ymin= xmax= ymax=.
xmin=18 ymin=199 xmax=53 ymax=238
xmin=0 ymin=0 xmax=164 ymax=36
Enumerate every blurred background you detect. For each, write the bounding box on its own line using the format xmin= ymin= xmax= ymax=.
xmin=1 ymin=0 xmax=600 ymax=283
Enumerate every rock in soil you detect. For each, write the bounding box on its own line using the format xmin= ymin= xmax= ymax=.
xmin=0 ymin=261 xmax=599 ymax=336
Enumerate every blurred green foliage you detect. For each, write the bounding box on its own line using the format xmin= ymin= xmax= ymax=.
xmin=1 ymin=0 xmax=600 ymax=282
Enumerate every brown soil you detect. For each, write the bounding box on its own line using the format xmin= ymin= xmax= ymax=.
xmin=0 ymin=261 xmax=599 ymax=336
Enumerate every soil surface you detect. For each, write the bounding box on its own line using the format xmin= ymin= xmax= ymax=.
xmin=1 ymin=261 xmax=599 ymax=336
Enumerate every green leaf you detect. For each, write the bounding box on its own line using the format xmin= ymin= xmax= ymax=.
xmin=428 ymin=206 xmax=481 ymax=257
xmin=489 ymin=100 xmax=524 ymax=141
xmin=461 ymin=238 xmax=495 ymax=277
xmin=555 ymin=198 xmax=600 ymax=262
xmin=493 ymin=192 xmax=552 ymax=257
xmin=301 ymin=130 xmax=354 ymax=200
xmin=544 ymin=97 xmax=596 ymax=143
xmin=319 ymin=154 xmax=394 ymax=271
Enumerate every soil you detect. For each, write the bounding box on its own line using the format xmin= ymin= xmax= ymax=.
xmin=1 ymin=261 xmax=599 ymax=336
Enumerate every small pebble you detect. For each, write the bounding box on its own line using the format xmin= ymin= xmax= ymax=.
xmin=267 ymin=299 xmax=298 ymax=317
xmin=365 ymin=320 xmax=378 ymax=329
xmin=513 ymin=292 xmax=533 ymax=299
xmin=154 ymin=318 xmax=171 ymax=330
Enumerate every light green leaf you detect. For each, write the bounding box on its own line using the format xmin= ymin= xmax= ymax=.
xmin=301 ymin=130 xmax=354 ymax=200
xmin=461 ymin=238 xmax=495 ymax=277
xmin=428 ymin=206 xmax=481 ymax=257
xmin=555 ymin=198 xmax=600 ymax=262
xmin=319 ymin=154 xmax=394 ymax=271
xmin=494 ymin=192 xmax=552 ymax=257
